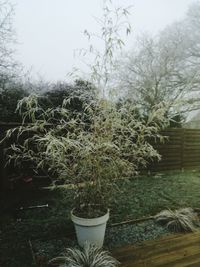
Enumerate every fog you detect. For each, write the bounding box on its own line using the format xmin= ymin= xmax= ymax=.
xmin=11 ymin=0 xmax=192 ymax=81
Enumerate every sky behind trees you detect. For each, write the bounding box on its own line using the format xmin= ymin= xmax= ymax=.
xmin=10 ymin=0 xmax=192 ymax=81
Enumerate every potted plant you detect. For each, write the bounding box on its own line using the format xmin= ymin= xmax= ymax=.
xmin=2 ymin=1 xmax=169 ymax=248
xmin=3 ymin=93 xmax=167 ymax=247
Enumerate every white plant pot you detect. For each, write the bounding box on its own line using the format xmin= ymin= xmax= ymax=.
xmin=71 ymin=209 xmax=109 ymax=248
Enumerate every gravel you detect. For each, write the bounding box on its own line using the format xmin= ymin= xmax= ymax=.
xmin=33 ymin=219 xmax=170 ymax=261
xmin=105 ymin=219 xmax=170 ymax=249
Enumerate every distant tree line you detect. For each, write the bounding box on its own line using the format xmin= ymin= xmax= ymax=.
xmin=2 ymin=1 xmax=200 ymax=127
xmin=0 ymin=79 xmax=97 ymax=122
xmin=0 ymin=1 xmax=97 ymax=123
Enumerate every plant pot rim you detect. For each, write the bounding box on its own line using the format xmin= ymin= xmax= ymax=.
xmin=71 ymin=208 xmax=110 ymax=227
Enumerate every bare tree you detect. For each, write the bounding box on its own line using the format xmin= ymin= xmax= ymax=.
xmin=115 ymin=2 xmax=200 ymax=120
xmin=0 ymin=0 xmax=17 ymax=76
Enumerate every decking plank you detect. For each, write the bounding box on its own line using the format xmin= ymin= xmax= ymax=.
xmin=112 ymin=232 xmax=200 ymax=267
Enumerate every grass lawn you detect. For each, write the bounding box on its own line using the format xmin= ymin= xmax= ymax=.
xmin=1 ymin=169 xmax=200 ymax=266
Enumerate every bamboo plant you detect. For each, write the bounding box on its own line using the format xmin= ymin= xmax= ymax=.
xmin=4 ymin=93 xmax=168 ymax=218
xmin=2 ymin=0 xmax=169 ymax=218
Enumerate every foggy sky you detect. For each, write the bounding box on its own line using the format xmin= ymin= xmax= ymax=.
xmin=11 ymin=0 xmax=193 ymax=82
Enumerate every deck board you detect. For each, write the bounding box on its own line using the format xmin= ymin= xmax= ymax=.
xmin=112 ymin=232 xmax=200 ymax=267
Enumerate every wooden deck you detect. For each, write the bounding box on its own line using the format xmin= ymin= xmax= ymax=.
xmin=112 ymin=232 xmax=200 ymax=267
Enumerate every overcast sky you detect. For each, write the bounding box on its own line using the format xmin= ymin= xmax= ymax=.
xmin=11 ymin=0 xmax=193 ymax=82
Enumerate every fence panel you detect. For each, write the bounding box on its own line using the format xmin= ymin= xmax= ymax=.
xmin=150 ymin=128 xmax=200 ymax=171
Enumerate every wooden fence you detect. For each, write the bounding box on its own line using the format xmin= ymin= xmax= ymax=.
xmin=1 ymin=124 xmax=200 ymax=190
xmin=150 ymin=128 xmax=200 ymax=171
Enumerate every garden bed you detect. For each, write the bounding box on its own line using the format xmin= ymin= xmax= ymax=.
xmin=1 ymin=170 xmax=200 ymax=266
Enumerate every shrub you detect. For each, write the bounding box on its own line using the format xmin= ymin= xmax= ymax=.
xmin=48 ymin=243 xmax=119 ymax=267
xmin=155 ymin=208 xmax=199 ymax=232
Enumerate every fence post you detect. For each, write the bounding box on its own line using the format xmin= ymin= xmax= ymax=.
xmin=0 ymin=127 xmax=9 ymax=191
xmin=181 ymin=128 xmax=185 ymax=171
xmin=0 ymin=133 xmax=7 ymax=191
xmin=0 ymin=133 xmax=3 ymax=191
